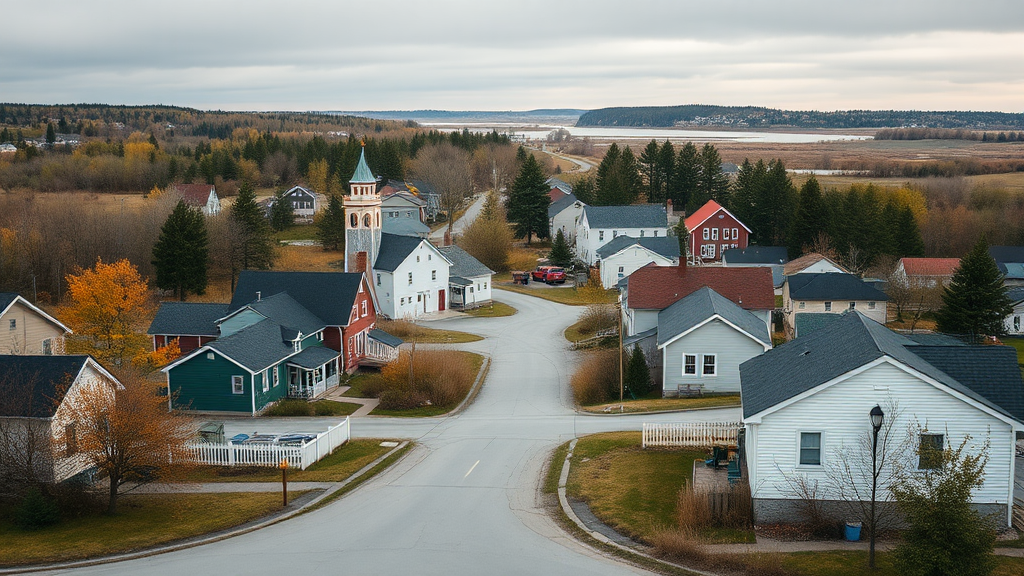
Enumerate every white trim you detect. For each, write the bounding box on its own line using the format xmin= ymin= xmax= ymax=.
xmin=161 ymin=344 xmax=255 ymax=375
xmin=214 ymin=305 xmax=267 ymax=325
xmin=0 ymin=295 xmax=72 ymax=334
xmin=657 ymin=314 xmax=772 ymax=351
xmin=685 ymin=205 xmax=753 ymax=234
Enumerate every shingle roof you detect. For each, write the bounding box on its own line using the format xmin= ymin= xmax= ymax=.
xmin=369 ymin=328 xmax=403 ymax=348
xmin=626 ymin=265 xmax=775 ymax=311
xmin=623 ymin=327 xmax=658 ymax=347
xmin=148 ymin=302 xmax=229 ymax=336
xmin=783 ymin=253 xmax=849 ymax=276
xmin=245 ymin=293 xmax=326 ymax=336
xmin=207 ymin=318 xmax=295 ymax=372
xmin=230 ymin=271 xmax=363 ymax=327
xmin=793 ymin=312 xmax=842 ymax=338
xmin=723 ymin=246 xmax=788 ymax=265
xmin=440 ymin=245 xmax=493 ymax=278
xmin=658 ymin=287 xmax=770 ymax=347
xmin=596 ymin=236 xmax=681 ymax=260
xmin=286 ymin=345 xmax=339 ymax=369
xmin=375 ymin=233 xmax=428 ymax=272
xmin=383 ymin=217 xmax=430 ymax=237
xmin=910 ymin=345 xmax=1024 ymax=422
xmin=787 ymin=273 xmax=889 ymax=301
xmin=583 ymin=205 xmax=667 ymax=229
xmin=684 ymin=200 xmax=750 ymax=233
xmin=1007 ymin=287 xmax=1024 ymax=304
xmin=0 ymin=355 xmax=92 ymax=418
xmin=548 ymin=194 xmax=581 ymax=218
xmin=546 ymin=177 xmax=573 ymax=194
xmin=172 ymin=184 xmax=215 ymax=206
xmin=989 ymin=246 xmax=1024 ymax=265
xmin=1003 ymin=263 xmax=1024 ymax=280
xmin=899 ymin=258 xmax=960 ymax=277
xmin=0 ymin=293 xmax=17 ymax=314
xmin=350 ymin=148 xmax=376 ymax=184
xmin=740 ymin=312 xmax=1024 ymax=422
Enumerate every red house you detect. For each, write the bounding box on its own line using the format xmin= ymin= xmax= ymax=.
xmin=684 ymin=200 xmax=750 ymax=263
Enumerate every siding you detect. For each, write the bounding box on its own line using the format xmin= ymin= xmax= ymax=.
xmin=784 ymin=299 xmax=886 ymax=331
xmin=746 ymin=361 xmax=1015 ymax=511
xmin=0 ymin=301 xmax=66 ymax=355
xmin=1004 ymin=302 xmax=1024 ymax=335
xmin=252 ymin=363 xmax=287 ymax=411
xmin=169 ymin=351 xmax=254 ymax=413
xmin=662 ymin=319 xmax=766 ymax=395
xmin=600 ymin=248 xmax=674 ymax=289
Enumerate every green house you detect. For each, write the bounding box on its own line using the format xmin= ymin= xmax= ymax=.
xmin=162 ymin=293 xmax=342 ymax=415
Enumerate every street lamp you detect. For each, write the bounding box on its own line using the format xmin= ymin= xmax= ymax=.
xmin=869 ymin=404 xmax=884 ymax=569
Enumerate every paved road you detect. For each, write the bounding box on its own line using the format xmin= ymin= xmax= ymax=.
xmin=49 ymin=291 xmax=740 ymax=575
xmin=428 ymin=193 xmax=487 ymax=243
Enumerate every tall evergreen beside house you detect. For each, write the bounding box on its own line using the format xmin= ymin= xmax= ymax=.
xmin=936 ymin=238 xmax=1013 ymax=338
xmin=152 ymin=200 xmax=208 ymax=300
xmin=317 ymin=194 xmax=346 ymax=251
xmin=547 ymin=229 xmax=573 ymax=267
xmin=230 ymin=182 xmax=275 ymax=289
xmin=507 ymin=154 xmax=551 ymax=243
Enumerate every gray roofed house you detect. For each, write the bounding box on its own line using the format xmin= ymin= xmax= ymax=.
xmin=792 ymin=312 xmax=842 ymax=339
xmin=0 ymin=355 xmax=98 ymax=418
xmin=548 ymin=193 xmax=579 ymax=219
xmin=383 ymin=217 xmax=430 ymax=238
xmin=787 ymin=273 xmax=889 ymax=301
xmin=206 ymin=318 xmax=299 ymax=373
xmin=374 ymin=233 xmax=429 ymax=273
xmin=658 ymin=287 xmax=771 ymax=348
xmin=988 ymin=246 xmax=1024 ymax=286
xmin=439 ymin=245 xmax=494 ymax=278
xmin=243 ymin=293 xmax=327 ymax=337
xmin=439 ymin=245 xmax=494 ymax=310
xmin=287 ymin=345 xmax=341 ymax=370
xmin=546 ymin=177 xmax=573 ymax=195
xmin=148 ymin=302 xmax=228 ymax=337
xmin=230 ymin=270 xmax=363 ymax=327
xmin=582 ymin=205 xmax=668 ymax=229
xmin=596 ymin=236 xmax=681 ymax=260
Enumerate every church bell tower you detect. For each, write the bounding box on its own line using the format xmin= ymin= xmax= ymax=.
xmin=344 ymin=147 xmax=382 ymax=273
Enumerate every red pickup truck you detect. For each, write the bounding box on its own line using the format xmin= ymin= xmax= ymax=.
xmin=531 ymin=266 xmax=567 ymax=284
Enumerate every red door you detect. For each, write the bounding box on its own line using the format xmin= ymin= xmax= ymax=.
xmin=438 ymin=289 xmax=446 ymax=311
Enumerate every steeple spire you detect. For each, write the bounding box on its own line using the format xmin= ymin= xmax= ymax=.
xmin=351 ymin=147 xmax=375 ymax=184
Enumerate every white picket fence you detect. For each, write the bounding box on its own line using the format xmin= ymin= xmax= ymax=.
xmin=188 ymin=418 xmax=351 ymax=470
xmin=642 ymin=421 xmax=742 ymax=449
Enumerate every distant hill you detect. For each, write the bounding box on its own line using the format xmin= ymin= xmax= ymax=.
xmin=337 ymin=109 xmax=587 ymax=124
xmin=575 ymin=105 xmax=1024 ymax=130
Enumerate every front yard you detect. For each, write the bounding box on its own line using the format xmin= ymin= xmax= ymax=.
xmin=182 ymin=438 xmax=398 ymax=482
xmin=344 ymin=351 xmax=486 ymax=417
xmin=580 ymin=394 xmax=741 ymax=414
xmin=374 ymin=318 xmax=483 ymax=343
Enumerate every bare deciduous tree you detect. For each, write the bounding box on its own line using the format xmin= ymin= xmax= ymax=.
xmin=412 ymin=143 xmax=474 ymax=237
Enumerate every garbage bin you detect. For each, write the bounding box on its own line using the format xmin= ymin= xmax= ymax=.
xmin=844 ymin=522 xmax=862 ymax=541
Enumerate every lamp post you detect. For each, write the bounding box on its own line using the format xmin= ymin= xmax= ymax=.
xmin=869 ymin=404 xmax=884 ymax=569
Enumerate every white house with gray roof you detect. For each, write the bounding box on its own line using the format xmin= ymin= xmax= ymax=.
xmin=548 ymin=194 xmax=585 ymax=243
xmin=440 ymin=245 xmax=494 ymax=310
xmin=372 ymin=233 xmax=451 ymax=319
xmin=740 ymin=312 xmax=1024 ymax=527
xmin=596 ymin=236 xmax=680 ymax=289
xmin=575 ymin=205 xmax=669 ymax=265
xmin=783 ymin=272 xmax=888 ymax=335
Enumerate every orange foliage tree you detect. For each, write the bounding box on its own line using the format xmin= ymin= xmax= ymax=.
xmin=60 ymin=258 xmax=152 ymax=366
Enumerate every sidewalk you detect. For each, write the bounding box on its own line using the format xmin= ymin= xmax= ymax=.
xmin=323 ymin=385 xmax=378 ymax=417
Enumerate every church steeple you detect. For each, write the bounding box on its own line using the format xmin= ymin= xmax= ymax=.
xmin=344 ymin=145 xmax=382 ymax=273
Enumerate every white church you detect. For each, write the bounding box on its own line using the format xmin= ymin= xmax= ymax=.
xmin=344 ymin=149 xmax=453 ymax=319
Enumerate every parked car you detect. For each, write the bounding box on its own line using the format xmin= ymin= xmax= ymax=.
xmin=532 ymin=266 xmax=566 ymax=284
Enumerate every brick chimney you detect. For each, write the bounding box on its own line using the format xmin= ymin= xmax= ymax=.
xmin=666 ymin=198 xmax=673 ymax=217
xmin=355 ymin=251 xmax=368 ymax=274
xmin=443 ymin=229 xmax=452 ymax=247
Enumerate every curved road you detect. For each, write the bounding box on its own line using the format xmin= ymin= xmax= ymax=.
xmin=49 ymin=291 xmax=741 ymax=575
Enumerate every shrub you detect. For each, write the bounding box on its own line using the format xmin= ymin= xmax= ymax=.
xmin=570 ymin=348 xmax=619 ymax=405
xmin=377 ymin=349 xmax=476 ymax=410
xmin=264 ymin=399 xmax=314 ymax=417
xmin=14 ymin=488 xmax=60 ymax=530
xmin=507 ymin=248 xmax=538 ymax=272
xmin=575 ymin=304 xmax=617 ymax=335
xmin=375 ymin=318 xmax=425 ymax=340
xmin=677 ymin=482 xmax=753 ymax=532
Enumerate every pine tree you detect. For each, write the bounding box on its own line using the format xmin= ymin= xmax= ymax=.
xmin=152 ymin=200 xmax=209 ymax=301
xmin=595 ymin=143 xmax=621 ymax=206
xmin=760 ymin=159 xmax=798 ymax=246
xmin=547 ymin=229 xmax=573 ymax=267
xmin=507 ymin=154 xmax=550 ymax=243
xmin=616 ymin=146 xmax=643 ymax=203
xmin=573 ymin=175 xmax=596 ymax=204
xmin=787 ymin=176 xmax=826 ymax=258
xmin=694 ymin=143 xmax=730 ymax=209
xmin=936 ymin=237 xmax=1013 ymax=337
xmin=316 ymin=194 xmax=346 ymax=251
xmin=670 ymin=142 xmax=700 ymax=210
xmin=45 ymin=122 xmax=56 ymax=145
xmin=657 ymin=140 xmax=676 ymax=204
xmin=623 ymin=345 xmax=651 ymax=398
xmin=230 ymin=181 xmax=275 ymax=289
xmin=895 ymin=205 xmax=925 ymax=257
xmin=730 ymin=159 xmax=765 ymax=240
xmin=639 ymin=140 xmax=663 ymax=203
xmin=269 ymin=191 xmax=294 ymax=231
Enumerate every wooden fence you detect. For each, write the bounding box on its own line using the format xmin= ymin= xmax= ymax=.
xmin=187 ymin=418 xmax=351 ymax=470
xmin=642 ymin=421 xmax=741 ymax=448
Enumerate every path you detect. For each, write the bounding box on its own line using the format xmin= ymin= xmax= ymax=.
xmin=428 ymin=193 xmax=487 ymax=242
xmin=46 ymin=291 xmax=739 ymax=575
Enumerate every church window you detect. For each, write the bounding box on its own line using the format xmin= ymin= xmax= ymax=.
xmin=363 ymin=214 xmax=371 ymax=227
xmin=350 ymin=213 xmax=358 ymax=228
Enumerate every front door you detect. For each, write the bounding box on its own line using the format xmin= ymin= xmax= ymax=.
xmin=438 ymin=289 xmax=446 ymax=311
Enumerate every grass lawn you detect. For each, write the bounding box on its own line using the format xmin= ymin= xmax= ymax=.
xmin=563 ymin=318 xmax=616 ymax=347
xmin=463 ymin=301 xmax=517 ymax=317
xmin=263 ymin=399 xmax=361 ymax=417
xmin=274 ymin=224 xmax=317 ymax=242
xmin=342 ymin=374 xmax=378 ymax=398
xmin=777 ymin=550 xmax=1024 ymax=576
xmin=182 ymin=438 xmax=396 ymax=483
xmin=565 ymin=431 xmax=750 ymax=544
xmin=375 ymin=319 xmax=483 ymax=343
xmin=580 ymin=394 xmax=741 ymax=414
xmin=496 ymin=283 xmax=618 ymax=305
xmin=0 ymin=492 xmax=292 ymax=567
xmin=1002 ymin=336 xmax=1024 ymax=364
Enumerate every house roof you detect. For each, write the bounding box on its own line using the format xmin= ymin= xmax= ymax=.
xmin=1007 ymin=287 xmax=1024 ymax=305
xmin=207 ymin=318 xmax=296 ymax=373
xmin=0 ymin=355 xmax=93 ymax=418
xmin=382 ymin=191 xmax=426 ymax=207
xmin=148 ymin=302 xmax=228 ymax=336
xmin=350 ymin=148 xmax=376 ymax=184
xmin=657 ymin=287 xmax=771 ymax=348
xmin=783 ymin=253 xmax=849 ymax=276
xmin=740 ymin=312 xmax=1024 ymax=423
xmin=285 ymin=185 xmax=316 ymax=199
xmin=230 ymin=271 xmax=364 ymax=327
xmin=787 ymin=273 xmax=889 ymax=301
xmin=172 ymin=184 xmax=215 ymax=206
xmin=989 ymin=246 xmax=1024 ymax=265
xmin=898 ymin=257 xmax=960 ymax=277
xmin=439 ymin=245 xmax=493 ymax=278
xmin=1003 ymin=263 xmax=1024 ymax=280
xmin=684 ymin=200 xmax=751 ymax=233
xmin=286 ymin=345 xmax=339 ymax=369
xmin=375 ymin=233 xmax=432 ymax=273
xmin=793 ymin=312 xmax=842 ymax=339
xmin=449 ymin=276 xmax=473 ymax=287
xmin=383 ymin=217 xmax=430 ymax=237
xmin=546 ymin=177 xmax=573 ymax=194
xmin=548 ymin=194 xmax=581 ymax=218
xmin=369 ymin=328 xmax=403 ymax=348
xmin=548 ymin=188 xmax=568 ymax=203
xmin=595 ymin=236 xmax=680 ymax=260
xmin=0 ymin=293 xmax=72 ymax=334
xmin=723 ymin=246 xmax=788 ymax=265
xmin=583 ymin=205 xmax=667 ymax=229
xmin=626 ymin=265 xmax=775 ymax=311
xmin=244 ymin=293 xmax=326 ymax=336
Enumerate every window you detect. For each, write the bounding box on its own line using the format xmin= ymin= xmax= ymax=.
xmin=683 ymin=354 xmax=697 ymax=375
xmin=428 ymin=254 xmax=432 ymax=261
xmin=798 ymin=302 xmax=806 ymax=310
xmin=824 ymin=301 xmax=832 ymax=312
xmin=732 ymin=227 xmax=738 ymax=239
xmin=400 ymin=297 xmax=405 ymax=305
xmin=376 ymin=273 xmax=381 ymax=286
xmin=849 ymin=302 xmax=856 ymax=310
xmin=262 ymin=371 xmax=269 ymax=393
xmin=640 ymin=229 xmax=645 ymax=237
xmin=417 ymin=294 xmax=422 ymax=302
xmin=350 ymin=213 xmax=358 ymax=228
xmin=231 ymin=375 xmax=244 ymax=395
xmin=918 ymin=434 xmax=944 ymax=469
xmin=8 ymin=319 xmax=14 ymax=330
xmin=868 ymin=302 xmax=876 ymax=310
xmin=599 ymin=230 xmax=604 ymax=241
xmin=612 ymin=230 xmax=618 ymax=238
xmin=653 ymin=230 xmax=658 ymax=237
xmin=207 ymin=352 xmax=215 ymax=360
xmin=317 ymin=331 xmax=324 ymax=341
xmin=722 ymin=228 xmax=730 ymax=240
xmin=484 ymin=282 xmax=488 ymax=289
xmin=361 ymin=301 xmax=368 ymax=316
xmin=702 ymin=354 xmax=717 ymax=376
xmin=618 ymin=266 xmax=624 ymax=273
xmin=408 ymin=272 xmax=413 ymax=285
xmin=65 ymin=423 xmax=77 ymax=456
xmin=42 ymin=338 xmax=53 ymax=355
xmin=469 ymin=286 xmax=474 ymax=293
xmin=711 ymin=228 xmax=719 ymax=241
xmin=1016 ymin=316 xmax=1021 ymax=332
xmin=799 ymin=432 xmax=822 ymax=466
xmin=416 ymin=255 xmax=420 ymax=263
xmin=703 ymin=228 xmax=710 ymax=240
xmin=363 ymin=214 xmax=371 ymax=227
xmin=431 ymin=270 xmax=437 ymax=281
xmin=273 ymin=368 xmax=280 ymax=387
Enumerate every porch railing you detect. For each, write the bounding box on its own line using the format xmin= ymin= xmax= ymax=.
xmin=366 ymin=339 xmax=400 ymax=364
xmin=187 ymin=418 xmax=351 ymax=470
xmin=642 ymin=421 xmax=741 ymax=449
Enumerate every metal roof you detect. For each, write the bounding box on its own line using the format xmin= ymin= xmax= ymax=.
xmin=369 ymin=328 xmax=403 ymax=348
xmin=383 ymin=217 xmax=430 ymax=238
xmin=595 ymin=236 xmax=680 ymax=260
xmin=374 ymin=233 xmax=429 ymax=272
xmin=548 ymin=194 xmax=581 ymax=218
xmin=207 ymin=318 xmax=296 ymax=372
xmin=350 ymin=148 xmax=376 ymax=184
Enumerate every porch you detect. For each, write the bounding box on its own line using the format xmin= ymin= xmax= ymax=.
xmin=286 ymin=346 xmax=340 ymax=399
xmin=360 ymin=328 xmax=403 ymax=368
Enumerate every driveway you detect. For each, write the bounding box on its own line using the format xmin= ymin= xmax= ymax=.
xmin=428 ymin=193 xmax=487 ymax=242
xmin=50 ymin=291 xmax=739 ymax=575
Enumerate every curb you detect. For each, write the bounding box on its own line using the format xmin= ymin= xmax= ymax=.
xmin=574 ymin=404 xmax=742 ymax=417
xmin=2 ymin=440 xmax=412 ymax=574
xmin=450 ymin=355 xmax=490 ymax=416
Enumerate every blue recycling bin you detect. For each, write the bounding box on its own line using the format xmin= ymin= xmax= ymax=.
xmin=845 ymin=522 xmax=862 ymax=541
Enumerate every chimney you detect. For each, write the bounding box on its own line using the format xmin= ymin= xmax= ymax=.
xmin=355 ymin=251 xmax=368 ymax=274
xmin=666 ymin=198 xmax=673 ymax=217
xmin=443 ymin=229 xmax=452 ymax=247
xmin=256 ymin=291 xmax=261 ymax=301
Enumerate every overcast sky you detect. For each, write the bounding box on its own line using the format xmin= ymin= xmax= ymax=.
xmin=3 ymin=1 xmax=1022 ymax=112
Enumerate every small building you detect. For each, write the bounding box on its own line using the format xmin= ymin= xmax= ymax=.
xmin=740 ymin=312 xmax=1024 ymax=527
xmin=783 ymin=253 xmax=849 ymax=276
xmin=723 ymin=246 xmax=789 ymax=290
xmin=989 ymin=246 xmax=1024 ymax=287
xmin=0 ymin=293 xmax=71 ymax=356
xmin=655 ymin=287 xmax=771 ymax=396
xmin=546 ymin=177 xmax=573 ymax=199
xmin=783 ymin=273 xmax=888 ymax=334
xmin=893 ymin=257 xmax=960 ymax=289
xmin=171 ymin=184 xmax=221 ymax=216
xmin=684 ymin=200 xmax=750 ymax=263
xmin=596 ymin=236 xmax=680 ymax=289
xmin=548 ymin=194 xmax=585 ymax=243
xmin=0 ymin=355 xmax=119 ymax=483
xmin=381 ymin=188 xmax=428 ymax=223
xmin=148 ymin=302 xmax=227 ymax=355
xmin=439 ymin=245 xmax=494 ymax=310
xmin=575 ymin=205 xmax=669 ymax=266
xmin=372 ymin=233 xmax=452 ymax=319
xmin=1004 ymin=287 xmax=1024 ymax=335
xmin=279 ymin=185 xmax=323 ymax=219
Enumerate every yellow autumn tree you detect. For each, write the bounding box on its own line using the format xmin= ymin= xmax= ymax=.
xmin=307 ymin=158 xmax=330 ymax=195
xmin=60 ymin=258 xmax=152 ymax=366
